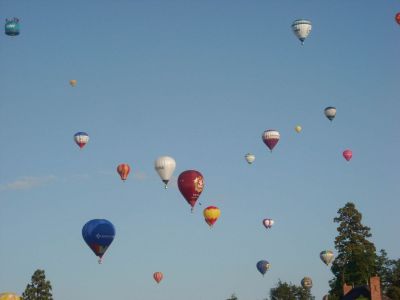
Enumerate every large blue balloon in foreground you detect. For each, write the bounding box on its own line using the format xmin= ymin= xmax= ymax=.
xmin=256 ymin=260 xmax=270 ymax=276
xmin=82 ymin=219 xmax=115 ymax=264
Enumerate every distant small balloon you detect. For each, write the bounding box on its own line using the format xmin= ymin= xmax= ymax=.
xmin=343 ymin=149 xmax=353 ymax=162
xmin=245 ymin=153 xmax=256 ymax=164
xmin=69 ymin=80 xmax=77 ymax=87
xmin=324 ymin=107 xmax=336 ymax=121
xmin=203 ymin=206 xmax=221 ymax=227
xmin=301 ymin=277 xmax=313 ymax=289
xmin=262 ymin=130 xmax=280 ymax=152
xmin=320 ymin=250 xmax=334 ymax=266
xmin=396 ymin=13 xmax=400 ymax=25
xmin=262 ymin=218 xmax=274 ymax=229
xmin=292 ymin=19 xmax=312 ymax=45
xmin=256 ymin=260 xmax=270 ymax=276
xmin=74 ymin=132 xmax=89 ymax=149
xmin=153 ymin=272 xmax=163 ymax=284
xmin=295 ymin=125 xmax=302 ymax=133
xmin=117 ymin=163 xmax=131 ymax=181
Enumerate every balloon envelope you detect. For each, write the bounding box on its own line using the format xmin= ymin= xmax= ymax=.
xmin=74 ymin=132 xmax=89 ymax=149
xmin=153 ymin=272 xmax=163 ymax=283
xmin=256 ymin=260 xmax=270 ymax=276
xmin=262 ymin=218 xmax=274 ymax=229
xmin=292 ymin=19 xmax=312 ymax=45
xmin=154 ymin=156 xmax=176 ymax=188
xmin=320 ymin=250 xmax=334 ymax=266
xmin=343 ymin=149 xmax=353 ymax=161
xmin=295 ymin=125 xmax=302 ymax=133
xmin=0 ymin=293 xmax=21 ymax=300
xmin=82 ymin=219 xmax=115 ymax=262
xmin=69 ymin=80 xmax=77 ymax=87
xmin=245 ymin=153 xmax=255 ymax=164
xmin=301 ymin=277 xmax=313 ymax=289
xmin=178 ymin=170 xmax=204 ymax=211
xmin=203 ymin=206 xmax=221 ymax=227
xmin=396 ymin=13 xmax=400 ymax=25
xmin=262 ymin=130 xmax=280 ymax=152
xmin=117 ymin=163 xmax=131 ymax=181
xmin=324 ymin=107 xmax=336 ymax=121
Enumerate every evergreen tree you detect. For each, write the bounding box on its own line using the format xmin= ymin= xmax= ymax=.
xmin=22 ymin=269 xmax=53 ymax=300
xmin=269 ymin=280 xmax=314 ymax=300
xmin=226 ymin=294 xmax=238 ymax=300
xmin=329 ymin=202 xmax=376 ymax=299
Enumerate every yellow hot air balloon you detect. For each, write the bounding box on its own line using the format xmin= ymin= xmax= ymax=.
xmin=295 ymin=125 xmax=302 ymax=133
xmin=203 ymin=206 xmax=221 ymax=227
xmin=69 ymin=79 xmax=77 ymax=87
xmin=0 ymin=293 xmax=21 ymax=300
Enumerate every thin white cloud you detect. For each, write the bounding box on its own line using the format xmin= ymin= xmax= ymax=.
xmin=133 ymin=171 xmax=148 ymax=180
xmin=0 ymin=175 xmax=56 ymax=191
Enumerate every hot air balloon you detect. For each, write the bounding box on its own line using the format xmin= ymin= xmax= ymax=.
xmin=343 ymin=149 xmax=352 ymax=162
xmin=245 ymin=153 xmax=256 ymax=164
xmin=262 ymin=130 xmax=280 ymax=152
xmin=178 ymin=170 xmax=204 ymax=212
xmin=69 ymin=80 xmax=77 ymax=87
xmin=117 ymin=163 xmax=130 ymax=181
xmin=301 ymin=277 xmax=313 ymax=289
xmin=203 ymin=206 xmax=221 ymax=227
xmin=82 ymin=219 xmax=115 ymax=264
xmin=292 ymin=19 xmax=312 ymax=45
xmin=154 ymin=156 xmax=176 ymax=189
xmin=153 ymin=272 xmax=163 ymax=284
xmin=320 ymin=250 xmax=334 ymax=266
xmin=396 ymin=13 xmax=400 ymax=25
xmin=256 ymin=260 xmax=270 ymax=276
xmin=0 ymin=293 xmax=21 ymax=300
xmin=74 ymin=132 xmax=89 ymax=149
xmin=295 ymin=125 xmax=302 ymax=133
xmin=324 ymin=107 xmax=336 ymax=121
xmin=262 ymin=218 xmax=274 ymax=229
xmin=5 ymin=18 xmax=19 ymax=36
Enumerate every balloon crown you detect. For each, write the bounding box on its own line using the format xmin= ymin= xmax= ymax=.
xmin=6 ymin=18 xmax=19 ymax=24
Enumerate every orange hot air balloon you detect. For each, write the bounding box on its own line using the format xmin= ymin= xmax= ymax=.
xmin=396 ymin=13 xmax=400 ymax=25
xmin=203 ymin=206 xmax=221 ymax=227
xmin=117 ymin=164 xmax=131 ymax=181
xmin=153 ymin=272 xmax=163 ymax=283
xmin=69 ymin=79 xmax=77 ymax=87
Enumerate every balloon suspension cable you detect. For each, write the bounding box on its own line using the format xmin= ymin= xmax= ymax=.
xmin=191 ymin=207 xmax=194 ymax=213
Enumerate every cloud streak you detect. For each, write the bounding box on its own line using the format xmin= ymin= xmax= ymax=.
xmin=0 ymin=175 xmax=56 ymax=191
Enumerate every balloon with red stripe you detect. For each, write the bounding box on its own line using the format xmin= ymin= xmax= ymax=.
xmin=342 ymin=149 xmax=353 ymax=162
xmin=203 ymin=206 xmax=221 ymax=227
xmin=153 ymin=272 xmax=163 ymax=284
xmin=74 ymin=132 xmax=89 ymax=149
xmin=117 ymin=163 xmax=131 ymax=181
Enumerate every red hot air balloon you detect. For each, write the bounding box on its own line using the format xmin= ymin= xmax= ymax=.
xmin=262 ymin=130 xmax=280 ymax=152
xmin=343 ymin=149 xmax=353 ymax=162
xmin=178 ymin=170 xmax=204 ymax=212
xmin=153 ymin=272 xmax=163 ymax=283
xmin=117 ymin=164 xmax=131 ymax=181
xmin=396 ymin=13 xmax=400 ymax=25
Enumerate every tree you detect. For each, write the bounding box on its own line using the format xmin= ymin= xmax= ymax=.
xmin=226 ymin=294 xmax=238 ymax=300
xmin=269 ymin=280 xmax=314 ymax=300
xmin=22 ymin=269 xmax=53 ymax=300
xmin=329 ymin=202 xmax=377 ymax=299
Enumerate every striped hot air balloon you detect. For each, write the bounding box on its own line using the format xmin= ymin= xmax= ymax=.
xmin=292 ymin=19 xmax=312 ymax=45
xmin=117 ymin=164 xmax=131 ymax=181
xmin=262 ymin=130 xmax=280 ymax=152
xmin=203 ymin=206 xmax=221 ymax=227
xmin=153 ymin=272 xmax=163 ymax=284
xmin=74 ymin=132 xmax=89 ymax=149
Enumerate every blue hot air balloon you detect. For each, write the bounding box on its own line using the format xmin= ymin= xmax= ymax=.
xmin=82 ymin=219 xmax=115 ymax=263
xmin=256 ymin=260 xmax=270 ymax=276
xmin=5 ymin=18 xmax=20 ymax=36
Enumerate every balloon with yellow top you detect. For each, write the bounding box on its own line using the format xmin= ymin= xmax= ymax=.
xmin=295 ymin=125 xmax=302 ymax=133
xmin=69 ymin=80 xmax=77 ymax=87
xmin=0 ymin=293 xmax=21 ymax=300
xmin=203 ymin=206 xmax=221 ymax=227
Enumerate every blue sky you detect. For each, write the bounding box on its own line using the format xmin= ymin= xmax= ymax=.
xmin=1 ymin=1 xmax=399 ymax=299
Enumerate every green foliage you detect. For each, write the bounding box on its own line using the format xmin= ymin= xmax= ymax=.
xmin=22 ymin=269 xmax=53 ymax=300
xmin=226 ymin=294 xmax=238 ymax=300
xmin=329 ymin=202 xmax=377 ymax=299
xmin=269 ymin=280 xmax=315 ymax=300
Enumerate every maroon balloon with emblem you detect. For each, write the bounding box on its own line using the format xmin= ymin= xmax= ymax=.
xmin=342 ymin=149 xmax=353 ymax=162
xmin=178 ymin=170 xmax=204 ymax=211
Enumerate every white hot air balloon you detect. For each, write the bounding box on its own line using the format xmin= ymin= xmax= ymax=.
xmin=324 ymin=107 xmax=337 ymax=121
xmin=245 ymin=153 xmax=256 ymax=164
xmin=292 ymin=19 xmax=312 ymax=45
xmin=154 ymin=156 xmax=176 ymax=189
